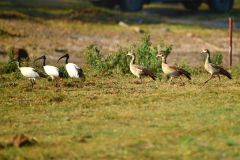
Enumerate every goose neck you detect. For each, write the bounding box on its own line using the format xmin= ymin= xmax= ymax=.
xmin=162 ymin=56 xmax=167 ymax=64
xmin=205 ymin=53 xmax=210 ymax=64
xmin=130 ymin=55 xmax=135 ymax=65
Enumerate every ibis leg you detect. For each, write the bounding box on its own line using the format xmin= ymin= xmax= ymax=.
xmin=30 ymin=79 xmax=34 ymax=88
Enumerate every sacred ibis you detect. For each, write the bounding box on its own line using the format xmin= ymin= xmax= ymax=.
xmin=57 ymin=54 xmax=84 ymax=79
xmin=34 ymin=55 xmax=64 ymax=80
xmin=10 ymin=58 xmax=46 ymax=88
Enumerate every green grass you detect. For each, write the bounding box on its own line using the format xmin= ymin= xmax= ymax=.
xmin=0 ymin=70 xmax=240 ymax=159
xmin=0 ymin=1 xmax=240 ymax=159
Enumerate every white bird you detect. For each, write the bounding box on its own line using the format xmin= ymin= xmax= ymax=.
xmin=34 ymin=55 xmax=64 ymax=80
xmin=57 ymin=54 xmax=84 ymax=79
xmin=11 ymin=58 xmax=45 ymax=88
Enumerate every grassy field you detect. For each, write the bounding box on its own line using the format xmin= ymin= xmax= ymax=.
xmin=1 ymin=0 xmax=240 ymax=159
xmin=0 ymin=71 xmax=240 ymax=159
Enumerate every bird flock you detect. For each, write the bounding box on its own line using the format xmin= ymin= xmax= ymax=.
xmin=127 ymin=48 xmax=231 ymax=84
xmin=10 ymin=53 xmax=84 ymax=88
xmin=9 ymin=48 xmax=232 ymax=88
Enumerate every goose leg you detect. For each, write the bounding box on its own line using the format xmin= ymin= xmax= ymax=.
xmin=179 ymin=76 xmax=183 ymax=81
xmin=140 ymin=76 xmax=143 ymax=83
xmin=217 ymin=74 xmax=221 ymax=81
xmin=203 ymin=74 xmax=214 ymax=85
xmin=169 ymin=76 xmax=173 ymax=85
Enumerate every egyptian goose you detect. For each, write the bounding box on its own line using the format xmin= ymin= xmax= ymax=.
xmin=201 ymin=49 xmax=231 ymax=85
xmin=156 ymin=52 xmax=191 ymax=82
xmin=57 ymin=54 xmax=84 ymax=79
xmin=127 ymin=51 xmax=156 ymax=82
xmin=10 ymin=57 xmax=46 ymax=88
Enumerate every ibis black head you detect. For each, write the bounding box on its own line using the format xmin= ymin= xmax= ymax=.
xmin=57 ymin=54 xmax=69 ymax=64
xmin=34 ymin=55 xmax=46 ymax=66
xmin=34 ymin=55 xmax=46 ymax=62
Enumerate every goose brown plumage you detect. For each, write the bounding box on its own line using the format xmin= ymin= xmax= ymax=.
xmin=127 ymin=51 xmax=156 ymax=82
xmin=156 ymin=52 xmax=191 ymax=82
xmin=201 ymin=49 xmax=231 ymax=85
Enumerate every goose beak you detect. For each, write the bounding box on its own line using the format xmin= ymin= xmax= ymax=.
xmin=201 ymin=49 xmax=209 ymax=54
xmin=127 ymin=52 xmax=133 ymax=56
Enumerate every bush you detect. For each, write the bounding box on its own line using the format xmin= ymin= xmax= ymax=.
xmin=84 ymin=44 xmax=112 ymax=74
xmin=0 ymin=50 xmax=17 ymax=74
xmin=211 ymin=52 xmax=223 ymax=65
xmin=109 ymin=47 xmax=130 ymax=74
xmin=84 ymin=34 xmax=170 ymax=79
xmin=135 ymin=34 xmax=161 ymax=74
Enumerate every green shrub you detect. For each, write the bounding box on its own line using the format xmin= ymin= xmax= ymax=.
xmin=157 ymin=42 xmax=173 ymax=57
xmin=84 ymin=44 xmax=111 ymax=74
xmin=84 ymin=34 xmax=172 ymax=79
xmin=0 ymin=50 xmax=17 ymax=74
xmin=211 ymin=52 xmax=223 ymax=65
xmin=58 ymin=66 xmax=69 ymax=78
xmin=109 ymin=48 xmax=130 ymax=74
xmin=135 ymin=34 xmax=161 ymax=73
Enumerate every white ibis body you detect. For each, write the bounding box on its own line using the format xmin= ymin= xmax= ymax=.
xmin=201 ymin=49 xmax=232 ymax=85
xmin=34 ymin=55 xmax=64 ymax=80
xmin=127 ymin=51 xmax=156 ymax=82
xmin=57 ymin=54 xmax=84 ymax=78
xmin=11 ymin=58 xmax=45 ymax=88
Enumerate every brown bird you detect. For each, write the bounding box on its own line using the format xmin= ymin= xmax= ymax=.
xmin=127 ymin=51 xmax=156 ymax=82
xmin=156 ymin=52 xmax=191 ymax=82
xmin=201 ymin=49 xmax=232 ymax=85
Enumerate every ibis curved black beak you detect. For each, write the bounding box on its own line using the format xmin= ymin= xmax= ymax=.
xmin=34 ymin=55 xmax=45 ymax=63
xmin=57 ymin=54 xmax=69 ymax=63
